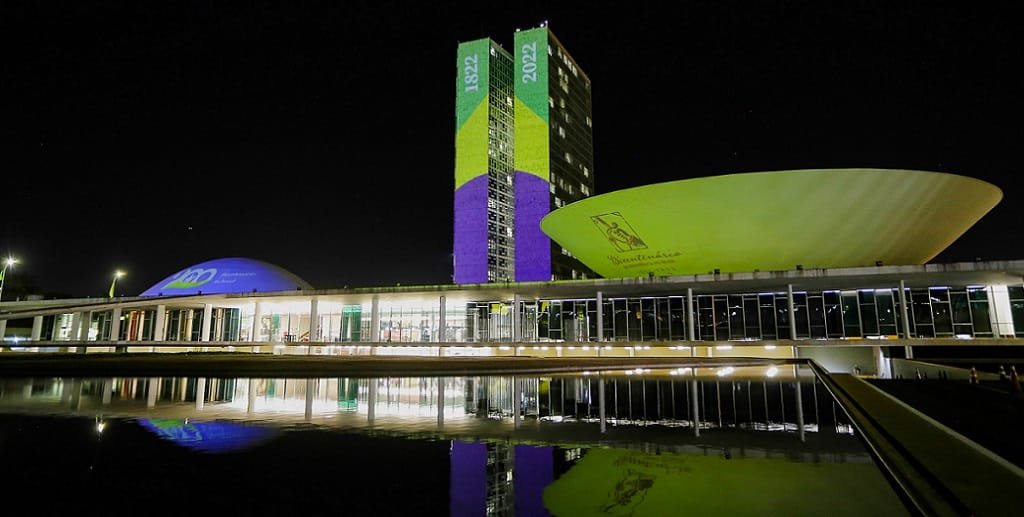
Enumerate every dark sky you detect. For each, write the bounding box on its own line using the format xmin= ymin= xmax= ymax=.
xmin=2 ymin=2 xmax=1022 ymax=298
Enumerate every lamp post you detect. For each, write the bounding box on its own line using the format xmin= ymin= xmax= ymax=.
xmin=0 ymin=257 xmax=19 ymax=303
xmin=109 ymin=270 xmax=125 ymax=298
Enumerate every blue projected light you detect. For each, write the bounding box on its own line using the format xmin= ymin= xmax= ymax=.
xmin=140 ymin=257 xmax=313 ymax=296
xmin=137 ymin=418 xmax=279 ymax=453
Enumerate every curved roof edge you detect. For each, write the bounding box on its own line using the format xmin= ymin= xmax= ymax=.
xmin=140 ymin=257 xmax=313 ymax=296
xmin=540 ymin=169 xmax=1003 ymax=278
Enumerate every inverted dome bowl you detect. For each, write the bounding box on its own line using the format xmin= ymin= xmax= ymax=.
xmin=540 ymin=169 xmax=1002 ymax=278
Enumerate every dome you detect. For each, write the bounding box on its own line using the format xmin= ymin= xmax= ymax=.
xmin=540 ymin=169 xmax=1002 ymax=278
xmin=140 ymin=257 xmax=313 ymax=296
xmin=137 ymin=418 xmax=279 ymax=453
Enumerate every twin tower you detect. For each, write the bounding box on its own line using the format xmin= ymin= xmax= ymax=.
xmin=454 ymin=26 xmax=596 ymax=284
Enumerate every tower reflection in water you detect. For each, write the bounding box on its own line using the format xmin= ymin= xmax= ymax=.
xmin=2 ymin=367 xmax=849 ymax=435
xmin=0 ymin=367 xmax=896 ymax=516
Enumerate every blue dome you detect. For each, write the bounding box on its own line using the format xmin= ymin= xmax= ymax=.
xmin=138 ymin=418 xmax=279 ymax=453
xmin=140 ymin=257 xmax=313 ymax=296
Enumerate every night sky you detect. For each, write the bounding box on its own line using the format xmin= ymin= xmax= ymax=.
xmin=2 ymin=2 xmax=1021 ymax=298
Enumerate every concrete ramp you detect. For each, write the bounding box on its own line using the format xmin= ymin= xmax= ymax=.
xmin=828 ymin=372 xmax=1024 ymax=515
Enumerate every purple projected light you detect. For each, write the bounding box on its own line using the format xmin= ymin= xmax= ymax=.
xmin=454 ymin=175 xmax=490 ymax=284
xmin=514 ymin=172 xmax=552 ymax=281
xmin=140 ymin=257 xmax=313 ymax=296
xmin=450 ymin=441 xmax=488 ymax=514
xmin=515 ymin=445 xmax=554 ymax=516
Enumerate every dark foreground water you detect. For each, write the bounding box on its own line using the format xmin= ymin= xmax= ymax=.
xmin=0 ymin=366 xmax=908 ymax=515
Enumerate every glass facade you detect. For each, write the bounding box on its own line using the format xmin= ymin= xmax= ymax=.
xmin=486 ymin=43 xmax=516 ymax=282
xmin=545 ymin=32 xmax=595 ymax=281
xmin=29 ymin=282 xmax=1024 ymax=346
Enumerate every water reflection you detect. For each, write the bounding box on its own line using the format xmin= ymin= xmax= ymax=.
xmin=0 ymin=369 xmax=907 ymax=515
xmin=0 ymin=368 xmax=853 ymax=439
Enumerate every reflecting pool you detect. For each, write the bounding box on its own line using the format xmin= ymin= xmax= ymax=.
xmin=0 ymin=367 xmax=908 ymax=515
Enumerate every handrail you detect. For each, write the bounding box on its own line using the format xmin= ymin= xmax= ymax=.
xmin=806 ymin=360 xmax=966 ymax=517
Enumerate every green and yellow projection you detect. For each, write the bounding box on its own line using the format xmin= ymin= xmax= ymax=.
xmin=453 ymin=39 xmax=495 ymax=283
xmin=513 ymin=28 xmax=554 ymax=281
xmin=513 ymin=27 xmax=549 ymax=183
xmin=540 ymin=169 xmax=1002 ymax=278
xmin=454 ymin=39 xmax=491 ymax=191
xmin=544 ymin=447 xmax=905 ymax=516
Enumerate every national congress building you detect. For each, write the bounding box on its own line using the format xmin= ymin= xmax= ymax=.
xmin=1 ymin=26 xmax=1022 ymax=380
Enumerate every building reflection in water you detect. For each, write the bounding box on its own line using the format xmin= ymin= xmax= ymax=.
xmin=0 ymin=367 xmax=877 ymax=516
xmin=0 ymin=367 xmax=853 ymax=436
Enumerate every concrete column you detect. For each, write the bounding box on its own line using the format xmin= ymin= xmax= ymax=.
xmin=50 ymin=316 xmax=61 ymax=342
xmin=367 ymin=379 xmax=377 ymax=425
xmin=987 ymin=286 xmax=1002 ymax=339
xmin=153 ymin=305 xmax=167 ymax=341
xmin=438 ymin=295 xmax=447 ymax=343
xmin=598 ymin=375 xmax=606 ymax=433
xmin=251 ymin=302 xmax=263 ymax=342
xmin=596 ymin=291 xmax=604 ymax=342
xmin=511 ymin=294 xmax=521 ymax=342
xmin=370 ymin=296 xmax=380 ymax=343
xmin=687 ymin=288 xmax=696 ymax=357
xmin=134 ymin=311 xmax=145 ymax=341
xmin=110 ymin=308 xmax=122 ymax=341
xmin=69 ymin=379 xmax=83 ymax=410
xmin=69 ymin=312 xmax=83 ymax=342
xmin=196 ymin=377 xmax=206 ymax=410
xmin=308 ymin=299 xmax=319 ymax=343
xmin=304 ymin=378 xmax=315 ymax=420
xmin=898 ymin=281 xmax=913 ymax=359
xmin=182 ymin=311 xmax=194 ymax=342
xmin=247 ymin=379 xmax=257 ymax=413
xmin=691 ymin=376 xmax=700 ymax=437
xmin=795 ymin=380 xmax=805 ymax=443
xmin=787 ymin=284 xmax=798 ymax=341
xmin=78 ymin=312 xmax=92 ymax=350
xmin=147 ymin=377 xmax=158 ymax=408
xmin=31 ymin=316 xmax=43 ymax=341
xmin=200 ymin=304 xmax=213 ymax=342
xmin=437 ymin=378 xmax=445 ymax=427
xmin=513 ymin=376 xmax=521 ymax=429
xmin=873 ymin=346 xmax=886 ymax=379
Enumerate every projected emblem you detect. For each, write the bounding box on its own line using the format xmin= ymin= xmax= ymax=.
xmin=592 ymin=213 xmax=647 ymax=252
xmin=162 ymin=268 xmax=218 ymax=289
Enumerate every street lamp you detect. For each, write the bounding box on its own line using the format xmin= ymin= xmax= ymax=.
xmin=0 ymin=257 xmax=19 ymax=302
xmin=109 ymin=270 xmax=125 ymax=298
